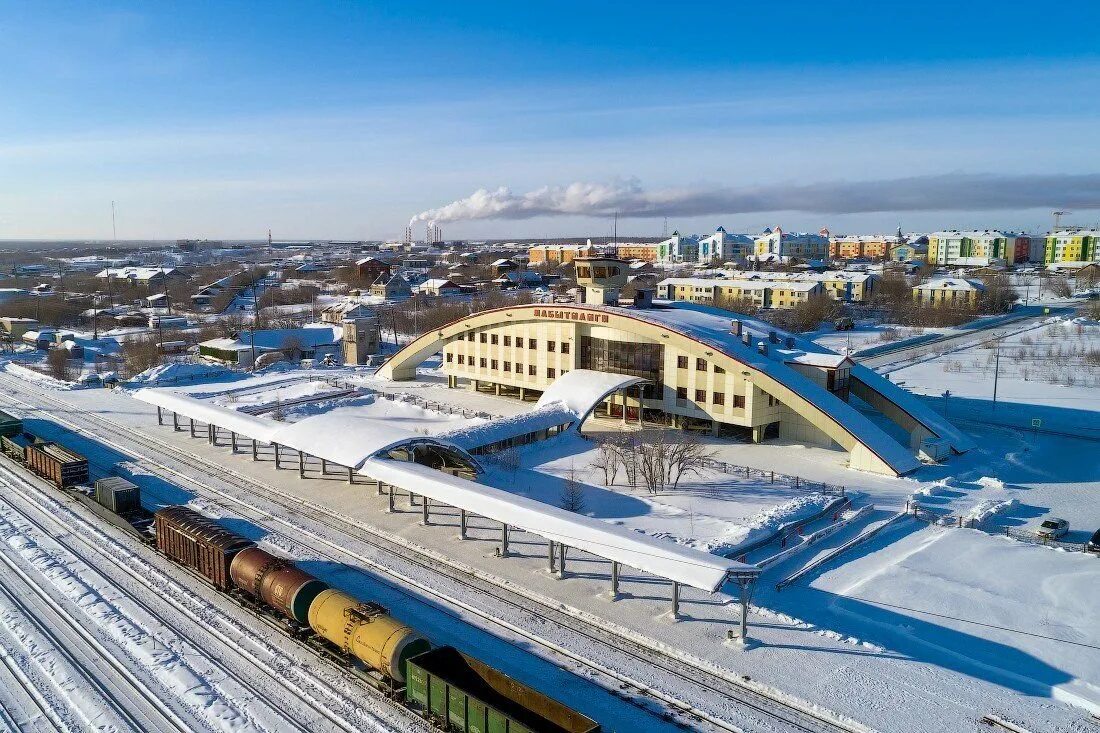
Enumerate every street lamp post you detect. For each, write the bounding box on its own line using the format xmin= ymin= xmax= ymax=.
xmin=942 ymin=389 xmax=951 ymax=419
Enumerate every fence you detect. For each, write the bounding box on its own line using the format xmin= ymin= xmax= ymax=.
xmin=907 ymin=502 xmax=1093 ymax=554
xmin=697 ymin=457 xmax=846 ymax=497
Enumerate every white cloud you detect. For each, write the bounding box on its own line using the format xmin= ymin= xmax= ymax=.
xmin=410 ymin=174 xmax=1100 ymax=225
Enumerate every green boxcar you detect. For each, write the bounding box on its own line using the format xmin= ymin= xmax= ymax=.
xmin=0 ymin=411 xmax=23 ymax=439
xmin=406 ymin=646 xmax=599 ymax=733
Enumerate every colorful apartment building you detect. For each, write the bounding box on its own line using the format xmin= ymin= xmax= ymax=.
xmin=721 ymin=270 xmax=878 ymax=303
xmin=528 ymin=243 xmax=598 ymax=265
xmin=1044 ymin=229 xmax=1100 ymax=265
xmin=912 ymin=278 xmax=985 ymax=307
xmin=927 ymin=230 xmax=1034 ymax=266
xmin=615 ymin=243 xmax=659 ymax=262
xmin=829 ymin=234 xmax=899 ymax=260
xmin=754 ymin=227 xmax=830 ymax=260
xmin=656 ymin=277 xmax=823 ymax=310
xmin=696 ymin=227 xmax=754 ymax=264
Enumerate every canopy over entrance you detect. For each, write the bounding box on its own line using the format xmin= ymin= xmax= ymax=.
xmin=535 ymin=369 xmax=646 ymax=424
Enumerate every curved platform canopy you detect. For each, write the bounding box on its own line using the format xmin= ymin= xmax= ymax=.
xmin=132 ymin=388 xmax=481 ymax=473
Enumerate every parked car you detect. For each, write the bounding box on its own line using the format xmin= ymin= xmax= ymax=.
xmin=1087 ymin=528 xmax=1100 ymax=554
xmin=1037 ymin=518 xmax=1069 ymax=540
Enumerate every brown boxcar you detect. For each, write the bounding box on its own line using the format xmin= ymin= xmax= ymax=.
xmin=24 ymin=441 xmax=89 ymax=488
xmin=1 ymin=432 xmax=33 ymax=462
xmin=154 ymin=506 xmax=254 ymax=590
xmin=229 ymin=546 xmax=329 ymax=624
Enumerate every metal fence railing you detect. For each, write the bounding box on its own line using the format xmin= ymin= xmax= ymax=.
xmin=697 ymin=458 xmax=846 ymax=496
xmin=906 ymin=503 xmax=1093 ymax=554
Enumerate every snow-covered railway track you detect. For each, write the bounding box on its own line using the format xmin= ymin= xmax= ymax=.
xmin=0 ymin=514 xmax=194 ymax=733
xmin=0 ymin=458 xmax=430 ymax=733
xmin=0 ymin=377 xmax=867 ymax=733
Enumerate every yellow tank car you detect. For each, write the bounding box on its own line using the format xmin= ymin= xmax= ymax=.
xmin=307 ymin=589 xmax=430 ymax=684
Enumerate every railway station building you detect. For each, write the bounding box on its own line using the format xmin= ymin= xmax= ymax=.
xmin=380 ymin=258 xmax=974 ymax=477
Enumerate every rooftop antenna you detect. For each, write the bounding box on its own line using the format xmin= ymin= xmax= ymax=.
xmin=613 ymin=211 xmax=618 ymax=247
xmin=1052 ymin=210 xmax=1069 ymax=231
xmin=663 ymin=216 xmax=668 ymax=238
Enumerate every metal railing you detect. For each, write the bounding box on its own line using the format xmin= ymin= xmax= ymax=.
xmin=907 ymin=503 xmax=1093 ymax=553
xmin=697 ymin=458 xmax=846 ymax=496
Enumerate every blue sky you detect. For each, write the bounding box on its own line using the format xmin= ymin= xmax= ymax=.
xmin=2 ymin=1 xmax=1098 ymax=240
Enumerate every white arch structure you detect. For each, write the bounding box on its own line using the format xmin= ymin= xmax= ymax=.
xmin=377 ymin=302 xmax=968 ymax=477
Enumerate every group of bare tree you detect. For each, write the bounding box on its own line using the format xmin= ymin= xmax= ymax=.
xmin=589 ymin=430 xmax=716 ymax=495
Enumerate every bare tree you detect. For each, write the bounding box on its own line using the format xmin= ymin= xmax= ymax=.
xmin=1047 ymin=275 xmax=1073 ymax=298
xmin=559 ymin=463 xmax=586 ymax=513
xmin=46 ymin=347 xmax=76 ymax=381
xmin=665 ymin=432 xmax=717 ymax=491
xmin=589 ymin=437 xmax=620 ymax=485
xmin=636 ymin=431 xmax=669 ymax=495
xmin=120 ymin=335 xmax=164 ymax=377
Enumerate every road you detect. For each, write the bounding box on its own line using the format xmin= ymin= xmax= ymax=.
xmin=854 ymin=306 xmax=1075 ymax=371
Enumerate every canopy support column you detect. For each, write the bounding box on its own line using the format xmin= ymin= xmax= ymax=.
xmin=421 ymin=498 xmax=430 ymax=526
xmin=172 ymin=412 xmax=179 ymax=431
xmin=500 ymin=523 xmax=509 ymax=557
xmin=298 ymin=450 xmax=305 ymax=478
xmin=189 ymin=418 xmax=196 ymax=437
xmin=671 ymin=581 xmax=681 ymax=619
xmin=348 ymin=466 xmax=354 ymax=484
xmin=251 ymin=439 xmax=258 ymax=460
xmin=376 ymin=480 xmax=383 ymax=496
xmin=156 ymin=406 xmax=162 ymax=425
xmin=320 ymin=458 xmax=327 ymax=475
xmin=230 ymin=432 xmax=237 ymax=453
xmin=558 ymin=543 xmax=567 ymax=577
xmin=387 ymin=487 xmax=395 ymax=512
xmin=547 ymin=540 xmax=555 ymax=572
xmin=459 ymin=509 xmax=467 ymax=538
xmin=273 ymin=443 xmax=280 ymax=469
xmin=611 ymin=561 xmax=620 ymax=598
xmin=208 ymin=424 xmax=215 ymax=445
xmin=731 ymin=572 xmax=757 ymax=643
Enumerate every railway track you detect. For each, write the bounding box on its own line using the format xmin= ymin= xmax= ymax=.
xmin=0 ymin=509 xmax=195 ymax=733
xmin=0 ymin=458 xmax=431 ymax=733
xmin=0 ymin=376 xmax=870 ymax=733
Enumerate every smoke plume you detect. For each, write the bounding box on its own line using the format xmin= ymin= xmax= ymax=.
xmin=410 ymin=174 xmax=1100 ymax=224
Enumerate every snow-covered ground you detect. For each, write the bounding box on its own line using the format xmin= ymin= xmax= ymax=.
xmin=887 ymin=316 xmax=1100 ymax=433
xmin=3 ymin=360 xmax=1098 ymax=732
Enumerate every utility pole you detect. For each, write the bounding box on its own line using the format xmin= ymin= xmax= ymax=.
xmin=248 ymin=265 xmax=258 ymax=371
xmin=992 ymin=339 xmax=1001 ymax=412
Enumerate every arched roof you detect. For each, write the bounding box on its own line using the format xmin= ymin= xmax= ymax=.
xmin=377 ymin=302 xmax=924 ymax=477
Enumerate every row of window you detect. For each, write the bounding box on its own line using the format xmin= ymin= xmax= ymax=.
xmin=674 ymin=387 xmax=746 ymax=408
xmin=675 ymin=355 xmax=726 ymax=373
xmin=447 ymin=352 xmax=565 ymax=379
xmin=457 ymin=332 xmax=570 ymax=353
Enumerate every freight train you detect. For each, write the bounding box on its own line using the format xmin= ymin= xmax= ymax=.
xmin=154 ymin=506 xmax=599 ymax=733
xmin=0 ymin=409 xmax=600 ymax=732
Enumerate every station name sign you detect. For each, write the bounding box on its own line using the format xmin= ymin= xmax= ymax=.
xmin=533 ymin=308 xmax=609 ymax=323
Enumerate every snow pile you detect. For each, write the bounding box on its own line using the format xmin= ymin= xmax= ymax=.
xmin=690 ymin=493 xmax=837 ymax=556
xmin=965 ymin=497 xmax=1019 ymax=524
xmin=976 ymin=476 xmax=1006 ymax=491
xmin=3 ymin=362 xmax=74 ymax=390
xmin=127 ymin=362 xmax=229 ymax=386
xmin=913 ymin=479 xmax=952 ymax=498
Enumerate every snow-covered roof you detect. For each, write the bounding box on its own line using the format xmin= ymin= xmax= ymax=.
xmin=785 ymin=353 xmax=852 ymax=368
xmin=419 ymin=278 xmax=459 ymax=290
xmin=362 ymin=457 xmax=753 ymax=592
xmin=536 ymin=370 xmax=646 ymax=417
xmin=914 ymin=278 xmax=986 ymax=292
xmin=131 ymin=389 xmax=479 ymax=471
xmin=442 ymin=402 xmax=577 ymax=451
xmin=97 ymin=266 xmax=175 ymax=280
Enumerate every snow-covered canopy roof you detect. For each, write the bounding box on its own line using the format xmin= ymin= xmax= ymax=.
xmin=131 ymin=389 xmax=479 ymax=471
xmin=536 ymin=369 xmax=646 ymax=418
xmin=362 ymin=457 xmax=753 ymax=592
